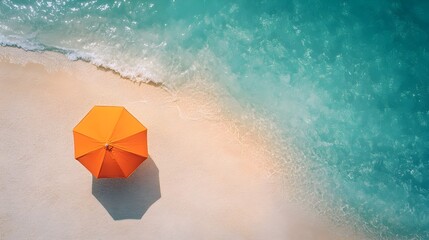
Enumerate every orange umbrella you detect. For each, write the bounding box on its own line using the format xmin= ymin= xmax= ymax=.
xmin=73 ymin=106 xmax=148 ymax=178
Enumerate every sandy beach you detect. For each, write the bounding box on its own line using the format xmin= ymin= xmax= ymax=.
xmin=0 ymin=47 xmax=363 ymax=239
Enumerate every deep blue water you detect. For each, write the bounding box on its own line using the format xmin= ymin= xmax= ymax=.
xmin=1 ymin=0 xmax=428 ymax=238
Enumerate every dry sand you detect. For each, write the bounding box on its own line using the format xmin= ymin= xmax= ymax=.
xmin=0 ymin=47 xmax=364 ymax=239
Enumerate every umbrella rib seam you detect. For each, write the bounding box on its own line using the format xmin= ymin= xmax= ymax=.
xmin=113 ymin=145 xmax=147 ymax=158
xmin=112 ymin=148 xmax=147 ymax=177
xmin=111 ymin=129 xmax=147 ymax=144
xmin=73 ymin=130 xmax=103 ymax=143
xmin=107 ymin=108 xmax=125 ymax=142
xmin=96 ymin=150 xmax=108 ymax=178
xmin=116 ymin=146 xmax=148 ymax=160
xmin=111 ymin=150 xmax=127 ymax=177
xmin=75 ymin=146 xmax=104 ymax=159
xmin=73 ymin=131 xmax=104 ymax=158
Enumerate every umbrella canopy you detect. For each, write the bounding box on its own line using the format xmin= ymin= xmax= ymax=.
xmin=73 ymin=106 xmax=148 ymax=178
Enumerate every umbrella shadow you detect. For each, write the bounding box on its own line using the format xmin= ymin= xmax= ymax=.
xmin=92 ymin=157 xmax=161 ymax=220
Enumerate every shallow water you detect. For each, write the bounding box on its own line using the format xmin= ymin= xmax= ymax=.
xmin=1 ymin=0 xmax=428 ymax=238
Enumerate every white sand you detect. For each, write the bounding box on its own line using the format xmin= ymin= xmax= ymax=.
xmin=0 ymin=47 xmax=364 ymax=239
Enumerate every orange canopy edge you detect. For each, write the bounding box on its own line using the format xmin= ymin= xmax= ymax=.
xmin=73 ymin=106 xmax=148 ymax=178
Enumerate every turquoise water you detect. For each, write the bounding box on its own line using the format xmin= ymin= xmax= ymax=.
xmin=1 ymin=0 xmax=428 ymax=238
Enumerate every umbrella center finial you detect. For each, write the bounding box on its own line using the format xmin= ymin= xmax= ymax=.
xmin=105 ymin=143 xmax=113 ymax=151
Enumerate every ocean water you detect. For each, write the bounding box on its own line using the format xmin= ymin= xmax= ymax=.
xmin=1 ymin=0 xmax=428 ymax=238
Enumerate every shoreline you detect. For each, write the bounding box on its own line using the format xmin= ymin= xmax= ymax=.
xmin=0 ymin=46 xmax=365 ymax=239
xmin=0 ymin=46 xmax=293 ymax=180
